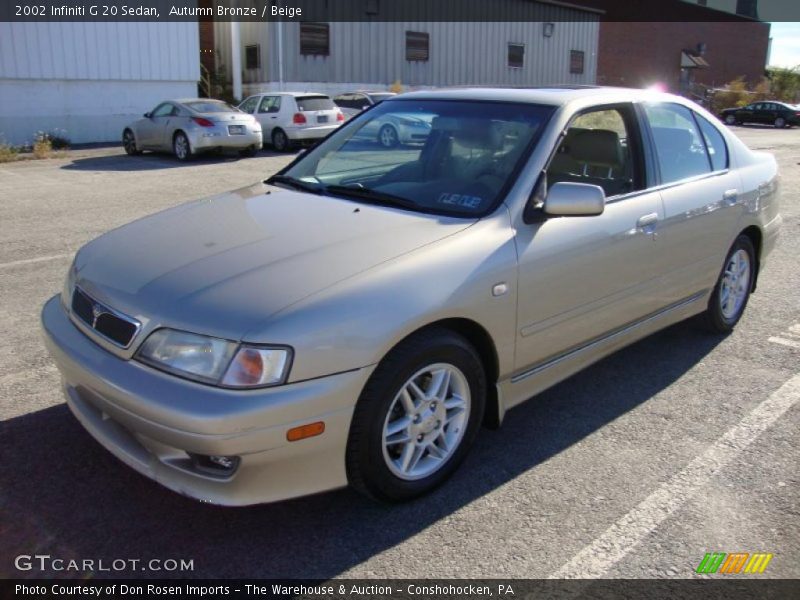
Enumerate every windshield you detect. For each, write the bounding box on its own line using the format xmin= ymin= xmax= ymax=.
xmin=296 ymin=96 xmax=335 ymax=111
xmin=278 ymin=99 xmax=554 ymax=217
xmin=186 ymin=100 xmax=239 ymax=113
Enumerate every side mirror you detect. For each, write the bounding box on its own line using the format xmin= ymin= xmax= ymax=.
xmin=543 ymin=182 xmax=605 ymax=217
xmin=360 ymin=105 xmax=369 ymax=111
xmin=143 ymin=112 xmax=152 ymax=118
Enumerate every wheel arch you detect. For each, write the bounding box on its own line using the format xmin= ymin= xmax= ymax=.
xmin=389 ymin=317 xmax=503 ymax=430
xmin=739 ymin=225 xmax=762 ymax=292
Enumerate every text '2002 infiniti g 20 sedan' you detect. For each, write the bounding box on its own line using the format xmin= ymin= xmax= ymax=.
xmin=42 ymin=87 xmax=781 ymax=505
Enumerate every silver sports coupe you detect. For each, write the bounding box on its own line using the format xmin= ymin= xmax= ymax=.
xmin=44 ymin=87 xmax=781 ymax=505
xmin=122 ymin=98 xmax=263 ymax=160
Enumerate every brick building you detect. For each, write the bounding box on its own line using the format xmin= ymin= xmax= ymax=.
xmin=597 ymin=20 xmax=771 ymax=93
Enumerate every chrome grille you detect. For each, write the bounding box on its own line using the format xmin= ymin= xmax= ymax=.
xmin=70 ymin=287 xmax=140 ymax=348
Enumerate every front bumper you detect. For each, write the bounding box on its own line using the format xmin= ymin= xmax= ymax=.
xmin=189 ymin=127 xmax=262 ymax=152
xmin=41 ymin=295 xmax=372 ymax=506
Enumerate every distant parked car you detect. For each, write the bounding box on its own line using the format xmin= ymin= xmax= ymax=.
xmin=719 ymin=101 xmax=800 ymax=128
xmin=238 ymin=92 xmax=344 ymax=152
xmin=334 ymin=91 xmax=397 ymax=119
xmin=122 ymin=99 xmax=262 ymax=161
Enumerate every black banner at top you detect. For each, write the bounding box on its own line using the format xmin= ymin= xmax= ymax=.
xmin=2 ymin=0 xmax=800 ymax=22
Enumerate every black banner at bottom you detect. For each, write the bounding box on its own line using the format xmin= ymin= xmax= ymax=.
xmin=3 ymin=579 xmax=799 ymax=600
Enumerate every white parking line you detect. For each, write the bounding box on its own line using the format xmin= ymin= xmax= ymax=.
xmin=0 ymin=253 xmax=72 ymax=270
xmin=550 ymin=372 xmax=800 ymax=579
xmin=768 ymin=336 xmax=800 ymax=350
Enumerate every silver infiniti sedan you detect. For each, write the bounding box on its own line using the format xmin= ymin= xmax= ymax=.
xmin=122 ymin=98 xmax=263 ymax=160
xmin=43 ymin=87 xmax=781 ymax=505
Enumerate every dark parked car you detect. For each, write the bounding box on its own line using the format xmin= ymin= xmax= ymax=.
xmin=720 ymin=101 xmax=800 ymax=128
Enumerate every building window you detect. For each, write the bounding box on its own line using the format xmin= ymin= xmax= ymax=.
xmin=570 ymin=50 xmax=585 ymax=74
xmin=406 ymin=31 xmax=429 ymax=62
xmin=508 ymin=43 xmax=524 ymax=68
xmin=245 ymin=44 xmax=260 ymax=69
xmin=300 ymin=22 xmax=330 ymax=56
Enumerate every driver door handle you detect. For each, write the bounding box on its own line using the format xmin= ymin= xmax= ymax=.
xmin=636 ymin=213 xmax=659 ymax=229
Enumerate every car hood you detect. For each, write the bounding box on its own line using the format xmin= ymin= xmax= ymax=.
xmin=74 ymin=183 xmax=475 ymax=341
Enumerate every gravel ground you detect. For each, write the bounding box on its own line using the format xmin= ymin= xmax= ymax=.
xmin=0 ymin=126 xmax=797 ymax=580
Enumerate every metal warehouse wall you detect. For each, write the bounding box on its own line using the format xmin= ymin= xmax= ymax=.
xmin=0 ymin=22 xmax=199 ymax=144
xmin=273 ymin=20 xmax=598 ymax=88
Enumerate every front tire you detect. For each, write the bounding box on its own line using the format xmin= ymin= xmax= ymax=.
xmin=173 ymin=131 xmax=192 ymax=161
xmin=378 ymin=124 xmax=400 ymax=148
xmin=122 ymin=129 xmax=141 ymax=155
xmin=724 ymin=114 xmax=737 ymax=126
xmin=700 ymin=235 xmax=755 ymax=333
xmin=346 ymin=328 xmax=486 ymax=502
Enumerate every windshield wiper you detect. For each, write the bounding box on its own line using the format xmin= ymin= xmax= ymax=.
xmin=265 ymin=174 xmax=324 ymax=195
xmin=325 ymin=185 xmax=418 ymax=210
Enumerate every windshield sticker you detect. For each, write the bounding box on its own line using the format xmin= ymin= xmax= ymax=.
xmin=437 ymin=193 xmax=483 ymax=209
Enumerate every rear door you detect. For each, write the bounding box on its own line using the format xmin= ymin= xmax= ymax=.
xmin=642 ymin=102 xmax=741 ymax=304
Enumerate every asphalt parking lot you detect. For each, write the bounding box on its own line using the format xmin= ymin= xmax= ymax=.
xmin=0 ymin=126 xmax=798 ymax=580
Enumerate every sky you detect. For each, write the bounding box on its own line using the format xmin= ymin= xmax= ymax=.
xmin=768 ymin=22 xmax=800 ymax=69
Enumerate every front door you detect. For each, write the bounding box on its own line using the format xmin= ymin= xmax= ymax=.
xmin=514 ymin=104 xmax=664 ymax=371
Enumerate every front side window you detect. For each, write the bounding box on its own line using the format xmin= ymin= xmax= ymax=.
xmin=694 ymin=113 xmax=728 ymax=171
xmin=151 ymin=103 xmax=174 ymax=117
xmin=546 ymin=106 xmax=639 ymax=197
xmin=300 ymin=22 xmax=330 ymax=56
xmin=644 ymin=103 xmax=712 ymax=184
xmin=274 ymin=100 xmax=554 ymax=217
xmin=239 ymin=96 xmax=258 ymax=114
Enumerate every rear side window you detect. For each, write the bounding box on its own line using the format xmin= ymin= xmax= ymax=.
xmin=644 ymin=103 xmax=711 ymax=184
xmin=296 ymin=96 xmax=335 ymax=111
xmin=694 ymin=113 xmax=728 ymax=171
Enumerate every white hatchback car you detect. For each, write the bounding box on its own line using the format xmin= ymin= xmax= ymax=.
xmin=238 ymin=92 xmax=344 ymax=151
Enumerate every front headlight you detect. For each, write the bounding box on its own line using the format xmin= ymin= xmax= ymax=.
xmin=61 ymin=260 xmax=77 ymax=308
xmin=136 ymin=328 xmax=292 ymax=388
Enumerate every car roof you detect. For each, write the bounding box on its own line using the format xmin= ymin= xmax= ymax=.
xmin=337 ymin=91 xmax=396 ymax=95
xmin=389 ymin=86 xmax=689 ymax=108
xmin=246 ymin=92 xmax=331 ymax=98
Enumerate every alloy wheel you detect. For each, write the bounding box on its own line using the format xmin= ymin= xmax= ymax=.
xmin=174 ymin=134 xmax=189 ymax=160
xmin=719 ymin=248 xmax=751 ymax=320
xmin=381 ymin=363 xmax=470 ymax=481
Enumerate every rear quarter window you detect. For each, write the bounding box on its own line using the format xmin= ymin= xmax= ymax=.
xmin=694 ymin=113 xmax=728 ymax=172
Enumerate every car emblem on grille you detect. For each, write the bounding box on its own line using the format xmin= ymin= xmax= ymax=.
xmin=91 ymin=304 xmax=106 ymax=328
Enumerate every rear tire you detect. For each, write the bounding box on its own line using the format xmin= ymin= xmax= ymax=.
xmin=173 ymin=131 xmax=192 ymax=161
xmin=700 ymin=235 xmax=755 ymax=334
xmin=774 ymin=117 xmax=786 ymax=128
xmin=724 ymin=114 xmax=737 ymax=126
xmin=272 ymin=129 xmax=290 ymax=152
xmin=346 ymin=328 xmax=486 ymax=502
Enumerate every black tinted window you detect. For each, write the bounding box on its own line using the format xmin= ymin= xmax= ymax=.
xmin=695 ymin=113 xmax=728 ymax=171
xmin=296 ymin=96 xmax=335 ymax=111
xmin=644 ymin=103 xmax=711 ymax=184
